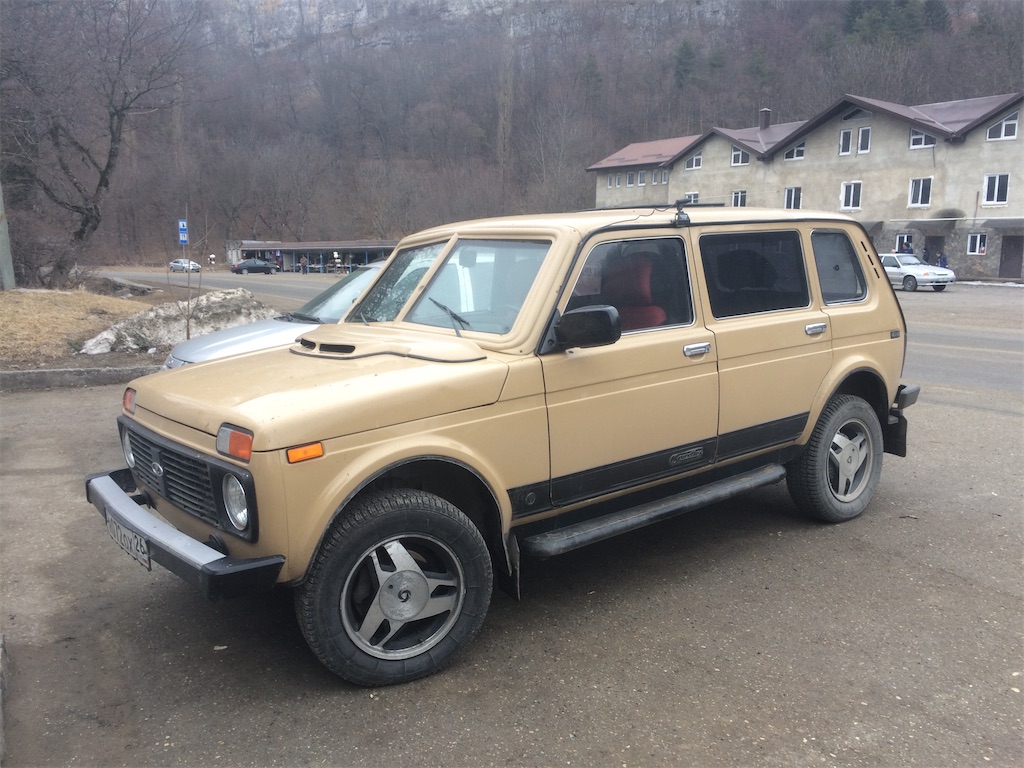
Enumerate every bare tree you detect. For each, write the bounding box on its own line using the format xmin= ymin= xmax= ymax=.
xmin=0 ymin=0 xmax=204 ymax=285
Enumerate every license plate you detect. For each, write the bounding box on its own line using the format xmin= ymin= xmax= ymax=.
xmin=106 ymin=513 xmax=152 ymax=570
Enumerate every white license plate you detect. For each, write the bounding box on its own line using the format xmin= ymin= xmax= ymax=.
xmin=106 ymin=513 xmax=152 ymax=570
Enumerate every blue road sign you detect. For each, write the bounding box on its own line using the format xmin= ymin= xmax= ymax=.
xmin=178 ymin=219 xmax=188 ymax=245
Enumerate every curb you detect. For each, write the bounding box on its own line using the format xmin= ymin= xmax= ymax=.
xmin=0 ymin=366 xmax=161 ymax=393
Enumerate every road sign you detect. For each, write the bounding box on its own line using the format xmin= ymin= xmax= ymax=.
xmin=178 ymin=219 xmax=188 ymax=245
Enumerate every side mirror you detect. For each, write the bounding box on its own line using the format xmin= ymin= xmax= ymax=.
xmin=554 ymin=305 xmax=621 ymax=349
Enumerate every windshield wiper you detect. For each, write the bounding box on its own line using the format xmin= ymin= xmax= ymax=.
xmin=429 ymin=298 xmax=471 ymax=337
xmin=286 ymin=311 xmax=322 ymax=323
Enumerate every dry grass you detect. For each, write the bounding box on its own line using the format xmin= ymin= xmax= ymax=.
xmin=0 ymin=287 xmax=152 ymax=362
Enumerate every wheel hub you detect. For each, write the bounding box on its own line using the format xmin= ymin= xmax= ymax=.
xmin=379 ymin=570 xmax=430 ymax=621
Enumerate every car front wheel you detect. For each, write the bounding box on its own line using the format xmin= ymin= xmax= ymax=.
xmin=902 ymin=275 xmax=918 ymax=291
xmin=787 ymin=395 xmax=883 ymax=523
xmin=295 ymin=489 xmax=493 ymax=686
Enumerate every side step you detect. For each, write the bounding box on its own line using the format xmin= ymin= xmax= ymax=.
xmin=518 ymin=464 xmax=787 ymax=558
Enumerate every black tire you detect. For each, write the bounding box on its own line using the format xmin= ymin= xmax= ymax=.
xmin=295 ymin=489 xmax=493 ymax=686
xmin=787 ymin=395 xmax=883 ymax=523
xmin=933 ymin=284 xmax=946 ymax=292
xmin=902 ymin=275 xmax=918 ymax=292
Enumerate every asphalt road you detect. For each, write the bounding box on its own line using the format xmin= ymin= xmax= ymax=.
xmin=1 ymin=284 xmax=1021 ymax=767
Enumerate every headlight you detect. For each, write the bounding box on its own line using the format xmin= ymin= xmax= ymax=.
xmin=121 ymin=429 xmax=135 ymax=468
xmin=222 ymin=474 xmax=249 ymax=531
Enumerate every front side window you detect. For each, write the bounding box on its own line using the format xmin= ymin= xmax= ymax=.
xmin=785 ymin=186 xmax=802 ymax=209
xmin=686 ymin=152 xmax=702 ymax=170
xmin=699 ymin=230 xmax=810 ymax=318
xmin=732 ymin=190 xmax=747 ymax=207
xmin=811 ymin=230 xmax=866 ymax=304
xmin=566 ymin=238 xmax=693 ymax=332
xmin=841 ymin=181 xmax=862 ymax=210
xmin=987 ymin=111 xmax=1018 ymax=141
xmin=968 ymin=233 xmax=987 ymax=254
xmin=839 ymin=129 xmax=852 ymax=155
xmin=910 ymin=128 xmax=937 ymax=148
xmin=984 ymin=173 xmax=1009 ymax=204
xmin=909 ymin=177 xmax=932 ymax=207
xmin=858 ymin=126 xmax=872 ymax=153
xmin=731 ymin=146 xmax=750 ymax=166
xmin=351 ymin=239 xmax=550 ymax=335
xmin=784 ymin=142 xmax=805 ymax=160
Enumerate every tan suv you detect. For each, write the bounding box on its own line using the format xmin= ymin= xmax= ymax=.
xmin=86 ymin=205 xmax=919 ymax=686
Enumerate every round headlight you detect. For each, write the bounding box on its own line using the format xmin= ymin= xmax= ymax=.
xmin=121 ymin=429 xmax=135 ymax=468
xmin=222 ymin=474 xmax=249 ymax=531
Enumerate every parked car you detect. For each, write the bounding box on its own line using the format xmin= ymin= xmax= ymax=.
xmin=169 ymin=258 xmax=201 ymax=273
xmin=880 ymin=253 xmax=956 ymax=292
xmin=231 ymin=258 xmax=279 ymax=275
xmin=163 ymin=263 xmax=384 ymax=369
xmin=88 ymin=206 xmax=919 ymax=686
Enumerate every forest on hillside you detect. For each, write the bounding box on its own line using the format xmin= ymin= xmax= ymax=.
xmin=1 ymin=0 xmax=1022 ymax=285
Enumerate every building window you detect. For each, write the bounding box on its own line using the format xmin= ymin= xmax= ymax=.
xmin=682 ymin=192 xmax=699 ymax=205
xmin=987 ymin=111 xmax=1018 ymax=141
xmin=626 ymin=172 xmax=635 ymax=187
xmin=731 ymin=146 xmax=749 ymax=166
xmin=607 ymin=174 xmax=613 ymax=188
xmin=841 ymin=181 xmax=862 ymax=210
xmin=785 ymin=186 xmax=802 ymax=209
xmin=984 ymin=173 xmax=1009 ymax=204
xmin=732 ymin=190 xmax=747 ymax=207
xmin=858 ymin=126 xmax=871 ymax=153
xmin=909 ymin=177 xmax=932 ymax=207
xmin=638 ymin=170 xmax=646 ymax=186
xmin=967 ymin=233 xmax=987 ymax=255
xmin=615 ymin=173 xmax=621 ymax=188
xmin=784 ymin=142 xmax=805 ymax=160
xmin=910 ymin=128 xmax=937 ymax=148
xmin=839 ymin=129 xmax=853 ymax=155
xmin=661 ymin=169 xmax=669 ymax=184
xmin=685 ymin=152 xmax=702 ymax=170
xmin=896 ymin=234 xmax=913 ymax=252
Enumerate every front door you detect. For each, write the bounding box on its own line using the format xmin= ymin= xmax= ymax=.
xmin=541 ymin=236 xmax=719 ymax=508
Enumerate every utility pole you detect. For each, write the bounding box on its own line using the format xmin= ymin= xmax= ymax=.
xmin=0 ymin=179 xmax=15 ymax=290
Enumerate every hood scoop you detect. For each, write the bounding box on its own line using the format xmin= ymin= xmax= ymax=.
xmin=293 ymin=324 xmax=486 ymax=363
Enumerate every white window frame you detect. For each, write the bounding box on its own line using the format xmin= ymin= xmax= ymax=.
xmin=731 ymin=146 xmax=749 ymax=166
xmin=839 ymin=128 xmax=853 ymax=155
xmin=732 ymin=190 xmax=747 ymax=207
xmin=651 ymin=168 xmax=659 ymax=186
xmin=685 ymin=152 xmax=702 ymax=170
xmin=638 ymin=170 xmax=646 ymax=186
xmin=983 ymin=173 xmax=1009 ymax=204
xmin=784 ymin=142 xmax=805 ymax=160
xmin=606 ymin=174 xmax=613 ymax=188
xmin=858 ymin=126 xmax=871 ymax=154
xmin=987 ymin=111 xmax=1018 ymax=141
xmin=682 ymin=192 xmax=699 ymax=205
xmin=896 ymin=234 xmax=913 ymax=252
xmin=910 ymin=128 xmax=937 ymax=148
xmin=967 ymin=233 xmax=987 ymax=255
xmin=784 ymin=186 xmax=802 ymax=209
xmin=661 ymin=169 xmax=669 ymax=184
xmin=841 ymin=181 xmax=862 ymax=210
xmin=909 ymin=177 xmax=932 ymax=208
xmin=626 ymin=172 xmax=635 ymax=187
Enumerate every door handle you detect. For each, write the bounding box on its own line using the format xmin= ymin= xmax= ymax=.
xmin=805 ymin=322 xmax=827 ymax=336
xmin=684 ymin=342 xmax=711 ymax=357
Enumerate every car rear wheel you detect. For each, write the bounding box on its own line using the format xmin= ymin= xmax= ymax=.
xmin=240 ymin=268 xmax=249 ymax=275
xmin=933 ymin=285 xmax=946 ymax=292
xmin=902 ymin=275 xmax=918 ymax=291
xmin=295 ymin=489 xmax=492 ymax=686
xmin=787 ymin=394 xmax=883 ymax=523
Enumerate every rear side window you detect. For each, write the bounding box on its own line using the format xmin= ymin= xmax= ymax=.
xmin=699 ymin=231 xmax=809 ymax=318
xmin=811 ymin=231 xmax=867 ymax=304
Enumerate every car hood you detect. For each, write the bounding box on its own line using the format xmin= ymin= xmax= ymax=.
xmin=166 ymin=316 xmax=313 ymax=367
xmin=133 ymin=324 xmax=509 ymax=451
xmin=905 ymin=265 xmax=956 ymax=277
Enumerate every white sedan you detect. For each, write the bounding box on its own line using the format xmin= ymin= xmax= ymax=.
xmin=880 ymin=253 xmax=956 ymax=292
xmin=169 ymin=258 xmax=202 ymax=273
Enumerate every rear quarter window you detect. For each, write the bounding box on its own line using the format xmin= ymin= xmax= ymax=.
xmin=812 ymin=230 xmax=867 ymax=304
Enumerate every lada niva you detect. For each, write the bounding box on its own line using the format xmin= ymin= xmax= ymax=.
xmin=87 ymin=204 xmax=919 ymax=686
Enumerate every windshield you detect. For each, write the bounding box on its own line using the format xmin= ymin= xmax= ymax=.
xmin=290 ymin=265 xmax=381 ymax=323
xmin=350 ymin=239 xmax=550 ymax=335
xmin=898 ymin=255 xmax=922 ymax=266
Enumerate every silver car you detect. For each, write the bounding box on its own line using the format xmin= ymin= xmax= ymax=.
xmin=163 ymin=263 xmax=383 ymax=368
xmin=880 ymin=253 xmax=956 ymax=292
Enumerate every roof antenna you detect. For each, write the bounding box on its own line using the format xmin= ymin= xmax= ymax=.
xmin=673 ymin=199 xmax=690 ymax=227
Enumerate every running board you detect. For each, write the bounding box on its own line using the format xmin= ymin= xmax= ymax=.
xmin=518 ymin=464 xmax=787 ymax=558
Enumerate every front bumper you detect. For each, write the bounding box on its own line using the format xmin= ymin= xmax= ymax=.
xmin=86 ymin=468 xmax=285 ymax=600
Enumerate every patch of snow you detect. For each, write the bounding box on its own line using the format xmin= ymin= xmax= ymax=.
xmin=80 ymin=289 xmax=279 ymax=354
